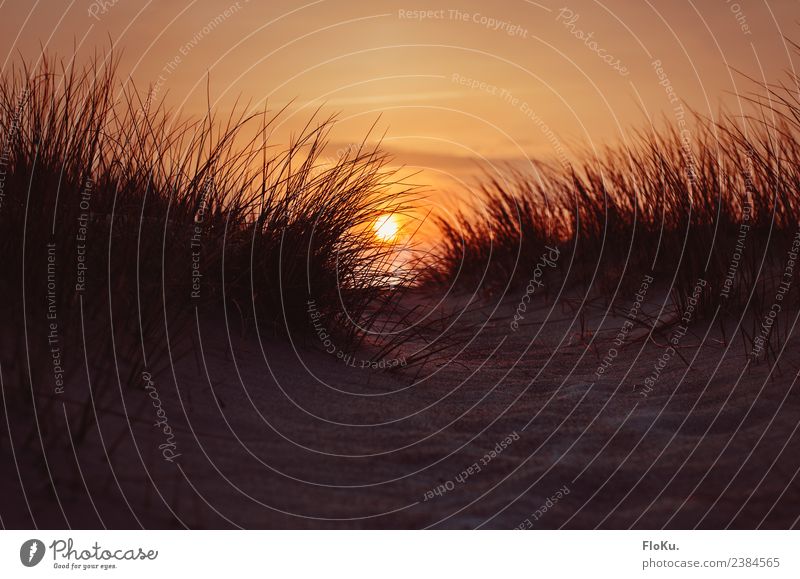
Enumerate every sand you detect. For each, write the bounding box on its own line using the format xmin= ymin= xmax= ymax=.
xmin=2 ymin=288 xmax=799 ymax=529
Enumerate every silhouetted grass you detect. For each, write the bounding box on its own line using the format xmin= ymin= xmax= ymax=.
xmin=0 ymin=52 xmax=427 ymax=479
xmin=429 ymin=83 xmax=800 ymax=360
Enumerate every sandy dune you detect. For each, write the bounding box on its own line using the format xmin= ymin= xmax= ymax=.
xmin=2 ymin=291 xmax=799 ymax=529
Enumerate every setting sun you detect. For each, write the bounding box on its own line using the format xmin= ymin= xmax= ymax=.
xmin=373 ymin=214 xmax=400 ymax=242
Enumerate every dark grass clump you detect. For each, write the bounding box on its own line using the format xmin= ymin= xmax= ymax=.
xmin=0 ymin=52 xmax=426 ymax=502
xmin=429 ymin=86 xmax=800 ymax=360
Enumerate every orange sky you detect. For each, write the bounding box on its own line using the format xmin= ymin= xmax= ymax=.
xmin=2 ymin=0 xmax=799 ymax=216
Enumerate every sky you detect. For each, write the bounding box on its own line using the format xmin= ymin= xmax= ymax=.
xmin=1 ymin=0 xmax=799 ymax=214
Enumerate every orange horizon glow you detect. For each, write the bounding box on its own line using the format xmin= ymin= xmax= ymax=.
xmin=2 ymin=0 xmax=797 ymax=214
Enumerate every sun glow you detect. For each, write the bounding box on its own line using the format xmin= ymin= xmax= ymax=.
xmin=373 ymin=214 xmax=400 ymax=242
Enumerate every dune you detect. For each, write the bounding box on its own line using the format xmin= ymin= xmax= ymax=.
xmin=3 ymin=287 xmax=798 ymax=530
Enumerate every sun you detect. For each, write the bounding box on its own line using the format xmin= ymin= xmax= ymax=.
xmin=373 ymin=213 xmax=400 ymax=242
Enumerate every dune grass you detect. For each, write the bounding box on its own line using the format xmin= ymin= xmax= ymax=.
xmin=0 ymin=52 xmax=430 ymax=465
xmin=428 ymin=87 xmax=800 ymax=361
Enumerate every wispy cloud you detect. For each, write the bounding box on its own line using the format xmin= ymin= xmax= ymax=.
xmin=285 ymin=90 xmax=472 ymax=108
